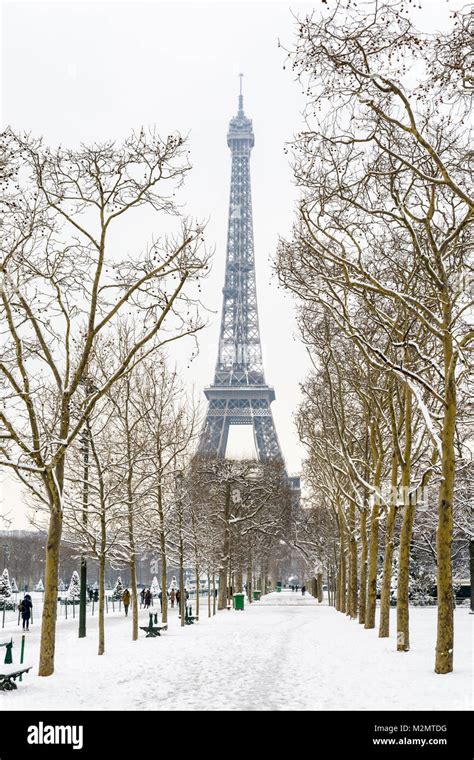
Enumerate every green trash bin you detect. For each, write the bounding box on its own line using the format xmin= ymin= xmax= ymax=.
xmin=233 ymin=593 xmax=245 ymax=611
xmin=253 ymin=590 xmax=261 ymax=601
xmin=275 ymin=586 xmax=281 ymax=593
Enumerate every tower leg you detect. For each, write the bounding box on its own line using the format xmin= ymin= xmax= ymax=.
xmin=253 ymin=415 xmax=282 ymax=461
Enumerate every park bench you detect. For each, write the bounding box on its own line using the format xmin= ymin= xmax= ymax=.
xmin=0 ymin=638 xmax=31 ymax=691
xmin=0 ymin=665 xmax=32 ymax=691
xmin=140 ymin=613 xmax=167 ymax=638
xmin=184 ymin=605 xmax=198 ymax=625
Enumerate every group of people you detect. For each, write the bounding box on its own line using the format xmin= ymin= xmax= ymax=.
xmin=87 ymin=587 xmax=99 ymax=603
xmin=290 ymin=584 xmax=306 ymax=595
xmin=136 ymin=586 xmax=190 ymax=611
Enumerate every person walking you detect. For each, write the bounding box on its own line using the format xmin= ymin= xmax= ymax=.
xmin=19 ymin=594 xmax=33 ymax=631
xmin=176 ymin=589 xmax=180 ymax=610
xmin=140 ymin=587 xmax=146 ymax=606
xmin=144 ymin=588 xmax=152 ymax=608
xmin=301 ymin=585 xmax=306 ymax=596
xmin=122 ymin=587 xmax=131 ymax=616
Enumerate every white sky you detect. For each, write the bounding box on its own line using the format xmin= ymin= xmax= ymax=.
xmin=0 ymin=0 xmax=455 ymax=529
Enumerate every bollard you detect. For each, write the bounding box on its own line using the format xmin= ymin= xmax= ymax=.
xmin=2 ymin=606 xmax=5 ymax=629
xmin=20 ymin=634 xmax=25 ymax=681
xmin=92 ymin=599 xmax=95 ymax=616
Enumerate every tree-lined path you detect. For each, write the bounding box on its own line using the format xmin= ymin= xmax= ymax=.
xmin=2 ymin=590 xmax=470 ymax=712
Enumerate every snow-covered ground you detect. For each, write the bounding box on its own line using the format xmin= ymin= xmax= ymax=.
xmin=1 ymin=590 xmax=472 ymax=711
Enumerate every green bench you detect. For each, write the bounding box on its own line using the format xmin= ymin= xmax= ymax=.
xmin=184 ymin=605 xmax=198 ymax=625
xmin=0 ymin=665 xmax=32 ymax=691
xmin=0 ymin=638 xmax=31 ymax=691
xmin=140 ymin=613 xmax=167 ymax=638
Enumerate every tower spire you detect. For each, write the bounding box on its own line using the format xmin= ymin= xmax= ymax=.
xmin=238 ymin=72 xmax=244 ymax=114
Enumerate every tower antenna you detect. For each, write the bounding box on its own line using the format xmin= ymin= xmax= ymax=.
xmin=238 ymin=73 xmax=244 ymax=112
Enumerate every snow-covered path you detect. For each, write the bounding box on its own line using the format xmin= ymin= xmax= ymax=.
xmin=1 ymin=590 xmax=472 ymax=711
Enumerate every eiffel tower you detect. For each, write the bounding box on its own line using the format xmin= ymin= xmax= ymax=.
xmin=199 ymin=77 xmax=299 ymax=491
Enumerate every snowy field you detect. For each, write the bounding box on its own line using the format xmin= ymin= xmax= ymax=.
xmin=1 ymin=590 xmax=472 ymax=711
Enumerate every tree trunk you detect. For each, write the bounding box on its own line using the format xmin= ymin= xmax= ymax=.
xmin=179 ymin=530 xmax=185 ymax=628
xmin=317 ymin=572 xmax=323 ymax=603
xmin=470 ymin=540 xmax=474 ymax=613
xmin=158 ymin=481 xmax=168 ymax=624
xmin=435 ymin=334 xmax=456 ymax=674
xmin=365 ymin=424 xmax=384 ymax=630
xmin=160 ymin=544 xmax=168 ymax=624
xmin=195 ymin=565 xmax=200 ymax=619
xmin=379 ymin=453 xmax=399 ymax=638
xmin=38 ymin=505 xmax=62 ymax=676
xmin=397 ymin=385 xmax=413 ymax=651
xmin=337 ymin=511 xmax=347 ymax=614
xmin=358 ymin=507 xmax=368 ymax=625
xmin=235 ymin=571 xmax=243 ymax=593
xmin=98 ymin=550 xmax=106 ymax=656
xmin=207 ymin=573 xmax=211 ymax=617
xmin=218 ymin=484 xmax=231 ymax=611
xmin=348 ymin=500 xmax=358 ymax=618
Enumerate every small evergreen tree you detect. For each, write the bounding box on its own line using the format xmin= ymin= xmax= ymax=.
xmin=66 ymin=571 xmax=81 ymax=600
xmin=0 ymin=569 xmax=12 ymax=599
xmin=169 ymin=575 xmax=178 ymax=592
xmin=150 ymin=576 xmax=160 ymax=596
xmin=35 ymin=578 xmax=44 ymax=592
xmin=58 ymin=579 xmax=66 ymax=593
xmin=112 ymin=576 xmax=124 ymax=600
xmin=11 ymin=577 xmax=18 ymax=593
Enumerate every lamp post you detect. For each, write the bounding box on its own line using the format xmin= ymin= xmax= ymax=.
xmin=78 ymin=379 xmax=97 ymax=639
xmin=175 ymin=470 xmax=186 ymax=628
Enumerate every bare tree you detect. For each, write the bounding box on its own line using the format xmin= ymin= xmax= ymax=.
xmin=0 ymin=128 xmax=208 ymax=675
xmin=278 ymin=1 xmax=473 ymax=673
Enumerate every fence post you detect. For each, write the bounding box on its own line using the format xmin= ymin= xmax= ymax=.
xmin=2 ymin=606 xmax=5 ymax=629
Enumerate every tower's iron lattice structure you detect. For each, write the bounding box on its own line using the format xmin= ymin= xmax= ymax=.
xmin=199 ymin=79 xmax=300 ymax=490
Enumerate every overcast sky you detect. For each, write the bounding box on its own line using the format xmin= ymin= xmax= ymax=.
xmin=1 ymin=0 xmax=455 ymax=529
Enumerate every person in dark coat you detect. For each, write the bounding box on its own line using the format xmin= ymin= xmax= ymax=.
xmin=158 ymin=591 xmax=163 ymax=611
xmin=140 ymin=587 xmax=146 ymax=606
xmin=301 ymin=585 xmax=306 ymax=596
xmin=19 ymin=594 xmax=33 ymax=631
xmin=122 ymin=588 xmax=131 ymax=616
xmin=144 ymin=588 xmax=152 ymax=608
xmin=176 ymin=590 xmax=180 ymax=608
xmin=93 ymin=588 xmax=99 ymax=602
